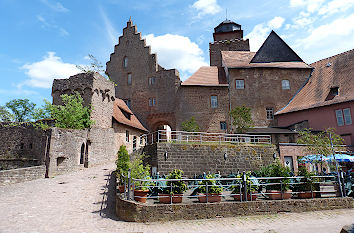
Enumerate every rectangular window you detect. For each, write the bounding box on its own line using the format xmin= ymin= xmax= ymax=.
xmin=133 ymin=136 xmax=137 ymax=151
xmin=266 ymin=107 xmax=274 ymax=120
xmin=126 ymin=130 xmax=129 ymax=142
xmin=335 ymin=109 xmax=344 ymax=126
xmin=282 ymin=80 xmax=290 ymax=90
xmin=211 ymin=95 xmax=218 ymax=108
xmin=220 ymin=121 xmax=227 ymax=130
xmin=127 ymin=73 xmax=132 ymax=85
xmin=343 ymin=108 xmax=352 ymax=125
xmin=149 ymin=98 xmax=156 ymax=106
xmin=124 ymin=99 xmax=131 ymax=109
xmin=235 ymin=80 xmax=245 ymax=89
xmin=148 ymin=77 xmax=156 ymax=85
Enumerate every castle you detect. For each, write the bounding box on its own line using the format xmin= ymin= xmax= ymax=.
xmin=106 ymin=19 xmax=312 ymax=134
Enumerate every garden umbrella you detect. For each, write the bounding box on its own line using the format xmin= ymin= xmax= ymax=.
xmin=299 ymin=154 xmax=326 ymax=163
xmin=325 ymin=154 xmax=354 ymax=162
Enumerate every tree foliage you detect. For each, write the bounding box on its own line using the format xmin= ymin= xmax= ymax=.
xmin=0 ymin=106 xmax=14 ymax=122
xmin=181 ymin=117 xmax=200 ymax=132
xmin=47 ymin=92 xmax=94 ymax=129
xmin=297 ymin=128 xmax=344 ymax=158
xmin=116 ymin=145 xmax=131 ymax=183
xmin=4 ymin=99 xmax=36 ymax=122
xmin=230 ymin=105 xmax=254 ymax=133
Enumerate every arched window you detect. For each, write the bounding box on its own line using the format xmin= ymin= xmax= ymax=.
xmin=282 ymin=80 xmax=290 ymax=90
xmin=123 ymin=56 xmax=128 ymax=68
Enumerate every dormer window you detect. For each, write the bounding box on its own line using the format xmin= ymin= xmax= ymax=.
xmin=123 ymin=56 xmax=128 ymax=68
xmin=121 ymin=108 xmax=131 ymax=120
xmin=325 ymin=87 xmax=339 ymax=100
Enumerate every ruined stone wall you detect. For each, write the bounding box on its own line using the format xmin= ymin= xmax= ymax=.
xmin=87 ymin=127 xmax=116 ymax=166
xmin=106 ymin=20 xmax=180 ymax=130
xmin=0 ymin=165 xmax=46 ymax=186
xmin=209 ymin=39 xmax=250 ymax=66
xmin=0 ymin=124 xmax=48 ymax=168
xmin=176 ymin=86 xmax=229 ymax=132
xmin=142 ymin=143 xmax=276 ymax=177
xmin=228 ymin=68 xmax=311 ymax=128
xmin=52 ymin=72 xmax=115 ymax=129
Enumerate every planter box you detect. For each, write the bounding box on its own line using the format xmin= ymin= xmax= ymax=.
xmin=267 ymin=190 xmax=292 ymax=200
xmin=232 ymin=193 xmax=258 ymax=201
xmin=198 ymin=193 xmax=222 ymax=203
xmin=158 ymin=193 xmax=183 ymax=204
xmin=134 ymin=190 xmax=149 ymax=203
xmin=298 ymin=192 xmax=314 ymax=199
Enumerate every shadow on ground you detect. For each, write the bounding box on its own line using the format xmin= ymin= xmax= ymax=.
xmin=92 ymin=171 xmax=119 ymax=220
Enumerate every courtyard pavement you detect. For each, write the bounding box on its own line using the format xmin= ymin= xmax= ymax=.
xmin=0 ymin=162 xmax=353 ymax=233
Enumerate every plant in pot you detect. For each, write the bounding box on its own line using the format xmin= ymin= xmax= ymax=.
xmin=293 ymin=166 xmax=318 ymax=199
xmin=115 ymin=145 xmax=130 ymax=193
xmin=131 ymin=153 xmax=153 ymax=203
xmin=231 ymin=171 xmax=258 ymax=201
xmin=198 ymin=174 xmax=223 ymax=203
xmin=261 ymin=162 xmax=292 ymax=200
xmin=159 ymin=169 xmax=187 ymax=204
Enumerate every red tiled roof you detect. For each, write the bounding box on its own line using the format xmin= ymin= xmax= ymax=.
xmin=221 ymin=51 xmax=311 ymax=69
xmin=181 ymin=66 xmax=228 ymax=86
xmin=113 ymin=99 xmax=147 ymax=132
xmin=276 ymin=49 xmax=354 ymax=115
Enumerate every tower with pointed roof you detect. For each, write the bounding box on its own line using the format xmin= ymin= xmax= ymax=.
xmin=209 ymin=19 xmax=250 ymax=67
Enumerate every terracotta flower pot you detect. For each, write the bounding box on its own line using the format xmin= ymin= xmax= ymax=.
xmin=134 ymin=189 xmax=149 ymax=203
xmin=232 ymin=193 xmax=258 ymax=201
xmin=158 ymin=193 xmax=183 ymax=203
xmin=267 ymin=190 xmax=292 ymax=200
xmin=298 ymin=191 xmax=314 ymax=199
xmin=198 ymin=193 xmax=222 ymax=203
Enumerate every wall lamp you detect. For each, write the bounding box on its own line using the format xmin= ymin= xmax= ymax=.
xmin=164 ymin=151 xmax=168 ymax=161
xmin=224 ymin=152 xmax=228 ymax=160
xmin=273 ymin=153 xmax=277 ymax=160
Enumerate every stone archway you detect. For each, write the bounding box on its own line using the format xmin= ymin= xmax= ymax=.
xmin=153 ymin=121 xmax=173 ymax=143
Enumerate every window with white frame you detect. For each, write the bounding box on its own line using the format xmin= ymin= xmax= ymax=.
xmin=126 ymin=130 xmax=129 ymax=142
xmin=220 ymin=121 xmax=227 ymax=130
xmin=149 ymin=97 xmax=156 ymax=107
xmin=127 ymin=73 xmax=132 ymax=85
xmin=282 ymin=80 xmax=290 ymax=90
xmin=266 ymin=107 xmax=274 ymax=120
xmin=211 ymin=95 xmax=218 ymax=108
xmin=123 ymin=56 xmax=128 ymax=68
xmin=235 ymin=79 xmax=244 ymax=89
xmin=343 ymin=108 xmax=352 ymax=125
xmin=335 ymin=109 xmax=344 ymax=126
xmin=148 ymin=77 xmax=156 ymax=85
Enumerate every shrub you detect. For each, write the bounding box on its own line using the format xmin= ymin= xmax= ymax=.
xmin=115 ymin=145 xmax=130 ymax=184
xmin=198 ymin=174 xmax=223 ymax=194
xmin=255 ymin=162 xmax=291 ymax=191
xmin=293 ymin=166 xmax=319 ymax=192
xmin=161 ymin=169 xmax=187 ymax=194
xmin=231 ymin=171 xmax=258 ymax=194
xmin=130 ymin=153 xmax=153 ymax=191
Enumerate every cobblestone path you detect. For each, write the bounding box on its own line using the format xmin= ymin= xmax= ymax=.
xmin=0 ymin=162 xmax=353 ymax=233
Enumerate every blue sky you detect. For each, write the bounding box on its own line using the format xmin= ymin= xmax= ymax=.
xmin=1 ymin=0 xmax=354 ymax=107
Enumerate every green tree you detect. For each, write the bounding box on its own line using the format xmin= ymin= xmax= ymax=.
xmin=181 ymin=117 xmax=200 ymax=132
xmin=0 ymin=106 xmax=14 ymax=122
xmin=116 ymin=145 xmax=131 ymax=183
xmin=47 ymin=92 xmax=95 ymax=129
xmin=4 ymin=99 xmax=36 ymax=122
xmin=230 ymin=105 xmax=254 ymax=133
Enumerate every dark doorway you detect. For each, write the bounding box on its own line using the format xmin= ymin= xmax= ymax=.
xmin=80 ymin=143 xmax=85 ymax=165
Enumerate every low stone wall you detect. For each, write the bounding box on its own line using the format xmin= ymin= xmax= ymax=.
xmin=0 ymin=158 xmax=40 ymax=170
xmin=116 ymin=195 xmax=354 ymax=222
xmin=0 ymin=165 xmax=46 ymax=186
xmin=143 ymin=143 xmax=276 ymax=177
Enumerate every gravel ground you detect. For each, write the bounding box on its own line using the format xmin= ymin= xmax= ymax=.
xmin=0 ymin=162 xmax=353 ymax=233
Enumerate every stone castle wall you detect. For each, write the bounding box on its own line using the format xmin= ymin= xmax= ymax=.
xmin=209 ymin=39 xmax=250 ymax=66
xmin=0 ymin=165 xmax=46 ymax=186
xmin=143 ymin=143 xmax=276 ymax=177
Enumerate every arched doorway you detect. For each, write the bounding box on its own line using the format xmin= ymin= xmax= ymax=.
xmin=154 ymin=122 xmax=172 ymax=143
xmin=80 ymin=143 xmax=85 ymax=165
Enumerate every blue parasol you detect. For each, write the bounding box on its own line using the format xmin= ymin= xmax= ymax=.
xmin=325 ymin=154 xmax=354 ymax=162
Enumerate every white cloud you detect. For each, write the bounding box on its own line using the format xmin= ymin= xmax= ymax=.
xmin=289 ymin=0 xmax=325 ymax=13
xmin=21 ymin=52 xmax=81 ymax=88
xmin=36 ymin=15 xmax=69 ymax=36
xmin=144 ymin=34 xmax=208 ymax=79
xmin=40 ymin=0 xmax=69 ymax=12
xmin=268 ymin=16 xmax=285 ymax=29
xmin=246 ymin=16 xmax=285 ymax=51
xmin=296 ymin=13 xmax=354 ymax=49
xmin=318 ymin=0 xmax=354 ymax=15
xmin=192 ymin=0 xmax=222 ymax=17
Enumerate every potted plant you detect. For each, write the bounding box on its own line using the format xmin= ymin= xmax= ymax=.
xmin=131 ymin=153 xmax=153 ymax=203
xmin=293 ymin=166 xmax=318 ymax=199
xmin=198 ymin=174 xmax=223 ymax=203
xmin=231 ymin=172 xmax=258 ymax=201
xmin=258 ymin=162 xmax=292 ymax=200
xmin=158 ymin=169 xmax=187 ymax=204
xmin=115 ymin=145 xmax=130 ymax=193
